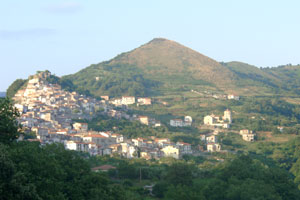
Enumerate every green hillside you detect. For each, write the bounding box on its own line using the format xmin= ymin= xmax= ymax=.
xmin=63 ymin=38 xmax=239 ymax=97
xmin=263 ymin=64 xmax=300 ymax=95
xmin=63 ymin=38 xmax=300 ymax=98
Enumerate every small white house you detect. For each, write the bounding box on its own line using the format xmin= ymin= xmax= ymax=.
xmin=170 ymin=119 xmax=184 ymax=127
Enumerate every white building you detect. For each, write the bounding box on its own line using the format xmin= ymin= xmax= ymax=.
xmin=207 ymin=143 xmax=221 ymax=152
xmin=242 ymin=134 xmax=255 ymax=142
xmin=170 ymin=119 xmax=184 ymax=127
xmin=223 ymin=109 xmax=232 ymax=123
xmin=176 ymin=142 xmax=192 ymax=154
xmin=121 ymin=96 xmax=135 ymax=105
xmin=73 ymin=122 xmax=88 ymax=132
xmin=227 ymin=94 xmax=240 ymax=100
xmin=206 ymin=135 xmax=218 ymax=143
xmin=161 ymin=145 xmax=180 ymax=159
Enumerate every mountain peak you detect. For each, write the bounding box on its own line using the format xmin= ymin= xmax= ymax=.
xmin=107 ymin=38 xmax=236 ymax=91
xmin=148 ymin=37 xmax=170 ymax=43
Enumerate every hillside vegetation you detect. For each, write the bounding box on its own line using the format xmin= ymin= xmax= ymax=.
xmin=62 ymin=38 xmax=300 ymax=98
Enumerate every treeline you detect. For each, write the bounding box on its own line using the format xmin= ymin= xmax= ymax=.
xmin=90 ymin=154 xmax=300 ymax=200
xmin=0 ymin=142 xmax=136 ymax=200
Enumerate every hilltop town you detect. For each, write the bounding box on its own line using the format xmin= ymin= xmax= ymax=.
xmin=12 ymin=71 xmax=257 ymax=160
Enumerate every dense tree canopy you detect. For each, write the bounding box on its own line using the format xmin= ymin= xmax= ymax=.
xmin=0 ymin=98 xmax=20 ymax=144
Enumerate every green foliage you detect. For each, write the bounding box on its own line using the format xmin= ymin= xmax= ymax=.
xmin=0 ymin=98 xmax=20 ymax=144
xmin=165 ymin=162 xmax=194 ymax=186
xmin=6 ymin=79 xmax=27 ymax=98
xmin=74 ymin=115 xmax=170 ymax=139
xmin=63 ymin=64 xmax=160 ymax=97
xmin=3 ymin=142 xmax=135 ymax=200
xmin=160 ymin=155 xmax=300 ymax=200
xmin=242 ymin=98 xmax=300 ymax=120
xmin=0 ymin=143 xmax=40 ymax=200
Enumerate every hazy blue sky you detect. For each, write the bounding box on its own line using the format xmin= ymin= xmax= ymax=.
xmin=1 ymin=0 xmax=300 ymax=91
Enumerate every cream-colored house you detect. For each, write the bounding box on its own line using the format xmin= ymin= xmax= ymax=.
xmin=73 ymin=122 xmax=88 ymax=132
xmin=206 ymin=135 xmax=218 ymax=143
xmin=204 ymin=115 xmax=216 ymax=125
xmin=207 ymin=143 xmax=221 ymax=152
xmin=242 ymin=133 xmax=256 ymax=142
xmin=137 ymin=98 xmax=151 ymax=105
xmin=161 ymin=145 xmax=180 ymax=159
xmin=121 ymin=96 xmax=135 ymax=105
xmin=239 ymin=129 xmax=253 ymax=135
xmin=139 ymin=116 xmax=149 ymax=125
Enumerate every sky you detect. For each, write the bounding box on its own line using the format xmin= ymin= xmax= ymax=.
xmin=1 ymin=0 xmax=300 ymax=91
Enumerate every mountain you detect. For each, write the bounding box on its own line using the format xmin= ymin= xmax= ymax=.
xmin=109 ymin=38 xmax=236 ymax=88
xmin=63 ymin=38 xmax=241 ymax=97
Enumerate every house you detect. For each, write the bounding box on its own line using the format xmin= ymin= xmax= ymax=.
xmin=73 ymin=122 xmax=88 ymax=132
xmin=207 ymin=143 xmax=221 ymax=152
xmin=109 ymin=144 xmax=122 ymax=153
xmin=14 ymin=104 xmax=28 ymax=114
xmin=139 ymin=116 xmax=149 ymax=125
xmin=204 ymin=115 xmax=217 ymax=125
xmin=40 ymin=112 xmax=52 ymax=121
xmin=223 ymin=109 xmax=232 ymax=123
xmin=200 ymin=134 xmax=206 ymax=141
xmin=227 ymin=94 xmax=240 ymax=100
xmin=242 ymin=133 xmax=256 ymax=142
xmin=121 ymin=96 xmax=135 ymax=105
xmin=154 ymin=138 xmax=170 ymax=147
xmin=206 ymin=135 xmax=218 ymax=143
xmin=204 ymin=110 xmax=232 ymax=128
xmin=140 ymin=151 xmax=152 ymax=160
xmin=239 ymin=129 xmax=255 ymax=142
xmin=101 ymin=96 xmax=109 ymax=101
xmin=83 ymin=134 xmax=116 ymax=147
xmin=184 ymin=116 xmax=193 ymax=126
xmin=161 ymin=145 xmax=180 ymax=159
xmin=242 ymin=134 xmax=255 ymax=142
xmin=31 ymin=127 xmax=48 ymax=137
xmin=239 ymin=129 xmax=253 ymax=135
xmin=137 ymin=98 xmax=152 ymax=105
xmin=176 ymin=142 xmax=192 ymax=154
xmin=170 ymin=119 xmax=184 ymax=127
xmin=110 ymin=99 xmax=122 ymax=106
xmin=132 ymin=138 xmax=147 ymax=147
xmin=120 ymin=143 xmax=136 ymax=158
xmin=111 ymin=134 xmax=124 ymax=143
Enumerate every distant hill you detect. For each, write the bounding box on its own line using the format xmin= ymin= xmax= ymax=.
xmin=222 ymin=62 xmax=300 ymax=95
xmin=0 ymin=92 xmax=6 ymax=98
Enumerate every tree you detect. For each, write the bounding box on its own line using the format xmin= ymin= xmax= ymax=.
xmin=0 ymin=98 xmax=20 ymax=144
xmin=0 ymin=143 xmax=40 ymax=200
xmin=165 ymin=162 xmax=194 ymax=186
